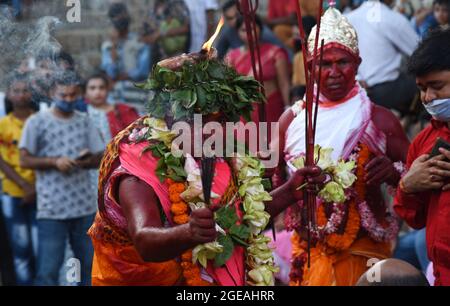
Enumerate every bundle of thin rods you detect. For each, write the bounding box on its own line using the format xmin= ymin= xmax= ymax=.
xmin=294 ymin=0 xmax=326 ymax=268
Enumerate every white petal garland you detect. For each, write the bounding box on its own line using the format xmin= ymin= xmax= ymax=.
xmin=233 ymin=155 xmax=278 ymax=286
xmin=137 ymin=118 xmax=278 ymax=286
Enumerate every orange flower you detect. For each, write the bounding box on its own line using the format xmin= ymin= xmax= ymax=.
xmin=325 ymin=200 xmax=360 ymax=250
xmin=171 ymin=202 xmax=189 ymax=216
xmin=167 ymin=170 xmax=212 ymax=286
xmin=169 ymin=192 xmax=182 ymax=203
xmin=169 ymin=183 xmax=185 ymax=194
xmin=173 ymin=214 xmax=190 ymax=225
xmin=356 ymin=144 xmax=371 ymax=202
xmin=182 ymin=251 xmax=193 ymax=262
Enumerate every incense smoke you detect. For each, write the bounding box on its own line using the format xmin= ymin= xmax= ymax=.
xmin=0 ymin=13 xmax=63 ymax=90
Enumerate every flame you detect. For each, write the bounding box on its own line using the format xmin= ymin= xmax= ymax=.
xmin=202 ymin=17 xmax=225 ymax=51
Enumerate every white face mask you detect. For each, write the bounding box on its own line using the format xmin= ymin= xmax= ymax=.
xmin=423 ymin=98 xmax=450 ymax=122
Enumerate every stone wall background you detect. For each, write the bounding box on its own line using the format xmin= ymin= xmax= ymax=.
xmin=1 ymin=0 xmax=269 ymax=87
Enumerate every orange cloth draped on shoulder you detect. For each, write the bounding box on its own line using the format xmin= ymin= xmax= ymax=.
xmin=88 ymin=118 xmax=245 ymax=286
xmin=88 ymin=119 xmax=183 ymax=286
xmin=290 ymin=232 xmax=391 ymax=286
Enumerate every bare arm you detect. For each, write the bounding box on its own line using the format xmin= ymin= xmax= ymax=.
xmin=76 ymin=152 xmax=104 ymax=170
xmin=374 ymin=106 xmax=410 ymax=163
xmin=20 ymin=149 xmax=58 ymax=171
xmin=365 ymin=106 xmax=410 ymax=186
xmin=119 ymin=176 xmax=216 ymax=263
xmin=267 ymin=108 xmax=295 ymax=171
xmin=0 ymin=156 xmax=30 ymax=189
xmin=266 ymin=167 xmax=325 ymax=219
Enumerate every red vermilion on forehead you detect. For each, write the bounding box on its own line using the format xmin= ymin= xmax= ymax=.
xmin=308 ymin=42 xmax=359 ymax=63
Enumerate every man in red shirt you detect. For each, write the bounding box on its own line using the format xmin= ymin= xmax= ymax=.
xmin=394 ymin=28 xmax=450 ymax=286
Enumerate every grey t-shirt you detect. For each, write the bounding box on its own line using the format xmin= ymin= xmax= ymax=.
xmin=20 ymin=109 xmax=105 ymax=220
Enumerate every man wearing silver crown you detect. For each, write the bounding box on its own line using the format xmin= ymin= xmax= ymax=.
xmin=271 ymin=7 xmax=411 ymax=286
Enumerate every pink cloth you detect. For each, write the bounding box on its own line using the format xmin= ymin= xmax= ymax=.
xmin=266 ymin=230 xmax=293 ymax=285
xmin=118 ymin=141 xmax=245 ymax=286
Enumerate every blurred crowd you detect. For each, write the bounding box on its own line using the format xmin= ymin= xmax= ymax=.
xmin=0 ymin=0 xmax=449 ymax=286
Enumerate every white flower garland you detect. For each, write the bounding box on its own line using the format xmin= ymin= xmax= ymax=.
xmin=137 ymin=118 xmax=278 ymax=286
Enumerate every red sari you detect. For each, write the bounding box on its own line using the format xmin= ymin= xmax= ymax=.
xmin=226 ymin=43 xmax=289 ymax=124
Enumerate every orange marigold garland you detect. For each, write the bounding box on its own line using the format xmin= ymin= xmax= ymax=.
xmin=290 ymin=143 xmax=372 ymax=285
xmin=318 ymin=200 xmax=360 ymax=251
xmin=355 ymin=143 xmax=371 ymax=202
xmin=167 ymin=179 xmax=212 ymax=286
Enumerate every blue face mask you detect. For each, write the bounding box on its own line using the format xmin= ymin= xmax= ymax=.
xmin=54 ymin=99 xmax=76 ymax=114
xmin=424 ymin=98 xmax=450 ymax=122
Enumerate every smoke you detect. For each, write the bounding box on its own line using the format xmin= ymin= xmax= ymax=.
xmin=0 ymin=13 xmax=63 ymax=90
xmin=24 ymin=16 xmax=62 ymax=59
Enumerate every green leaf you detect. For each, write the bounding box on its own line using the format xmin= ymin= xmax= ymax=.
xmin=230 ymin=235 xmax=249 ymax=247
xmin=149 ymin=143 xmax=167 ymax=158
xmin=261 ymin=178 xmax=272 ymax=191
xmin=214 ymin=235 xmax=234 ymax=267
xmin=169 ymin=165 xmax=187 ymax=177
xmin=208 ymin=62 xmax=226 ymax=79
xmin=158 ymin=68 xmax=179 ymax=87
xmin=215 ymin=206 xmax=238 ymax=229
xmin=229 ymin=224 xmax=250 ymax=240
xmin=137 ymin=79 xmax=160 ymax=90
xmin=196 ymin=85 xmax=207 ymax=108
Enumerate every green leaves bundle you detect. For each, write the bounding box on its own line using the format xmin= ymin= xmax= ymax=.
xmin=139 ymin=59 xmax=266 ymax=122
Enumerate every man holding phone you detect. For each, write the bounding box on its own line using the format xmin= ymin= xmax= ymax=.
xmin=394 ymin=28 xmax=450 ymax=286
xmin=19 ymin=71 xmax=104 ymax=286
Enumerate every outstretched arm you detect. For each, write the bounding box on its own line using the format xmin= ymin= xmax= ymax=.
xmin=265 ymin=167 xmax=325 ymax=219
xmin=119 ymin=175 xmax=217 ymax=263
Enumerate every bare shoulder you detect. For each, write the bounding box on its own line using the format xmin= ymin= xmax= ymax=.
xmin=279 ymin=107 xmax=295 ymax=134
xmin=372 ymin=104 xmax=403 ymax=134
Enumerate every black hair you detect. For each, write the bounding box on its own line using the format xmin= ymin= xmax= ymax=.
xmin=56 ymin=50 xmax=75 ymax=70
xmin=434 ymin=0 xmax=450 ymax=8
xmin=235 ymin=14 xmax=263 ymax=31
xmin=290 ymin=86 xmax=306 ymax=101
xmin=108 ymin=2 xmax=128 ymax=19
xmin=35 ymin=50 xmax=75 ymax=70
xmin=5 ymin=72 xmax=34 ymax=113
xmin=51 ymin=71 xmax=81 ymax=89
xmin=222 ymin=0 xmax=237 ymax=12
xmin=85 ymin=72 xmax=109 ymax=88
xmin=5 ymin=72 xmax=29 ymax=90
xmin=302 ymin=16 xmax=317 ymax=37
xmin=408 ymin=28 xmax=450 ymax=76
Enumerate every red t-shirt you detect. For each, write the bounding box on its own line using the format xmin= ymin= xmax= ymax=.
xmin=394 ymin=120 xmax=450 ymax=286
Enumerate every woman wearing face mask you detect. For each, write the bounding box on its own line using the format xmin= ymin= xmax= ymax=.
xmin=394 ymin=28 xmax=450 ymax=286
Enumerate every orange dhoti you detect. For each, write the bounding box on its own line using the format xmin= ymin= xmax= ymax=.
xmin=290 ymin=232 xmax=392 ymax=286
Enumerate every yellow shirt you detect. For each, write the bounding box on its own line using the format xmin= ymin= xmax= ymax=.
xmin=0 ymin=113 xmax=35 ymax=197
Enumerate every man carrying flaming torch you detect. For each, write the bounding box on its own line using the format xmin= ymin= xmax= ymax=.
xmin=87 ymin=17 xmax=325 ymax=286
